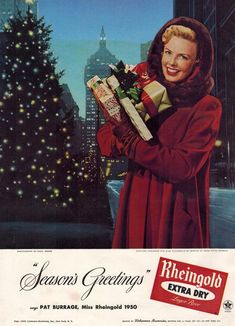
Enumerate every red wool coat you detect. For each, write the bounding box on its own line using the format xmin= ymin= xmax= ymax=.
xmin=97 ymin=96 xmax=222 ymax=248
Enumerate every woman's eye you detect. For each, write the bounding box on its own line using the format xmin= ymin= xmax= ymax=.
xmin=164 ymin=50 xmax=171 ymax=55
xmin=180 ymin=55 xmax=188 ymax=60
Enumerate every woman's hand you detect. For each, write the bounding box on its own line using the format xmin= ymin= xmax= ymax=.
xmin=108 ymin=108 xmax=137 ymax=139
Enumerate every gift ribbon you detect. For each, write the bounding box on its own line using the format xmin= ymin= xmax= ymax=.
xmin=135 ymin=80 xmax=172 ymax=121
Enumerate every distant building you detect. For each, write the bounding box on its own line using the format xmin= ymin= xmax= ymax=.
xmin=60 ymin=84 xmax=81 ymax=155
xmin=0 ymin=0 xmax=38 ymax=29
xmin=174 ymin=0 xmax=235 ymax=187
xmin=140 ymin=40 xmax=152 ymax=62
xmin=84 ymin=27 xmax=118 ymax=154
xmin=174 ymin=0 xmax=203 ymax=17
xmin=61 ymin=84 xmax=79 ymax=118
xmin=77 ymin=116 xmax=86 ymax=155
xmin=84 ymin=27 xmax=127 ymax=179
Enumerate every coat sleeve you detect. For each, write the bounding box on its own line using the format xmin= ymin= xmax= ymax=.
xmin=122 ymin=97 xmax=222 ymax=183
xmin=97 ymin=122 xmax=125 ymax=158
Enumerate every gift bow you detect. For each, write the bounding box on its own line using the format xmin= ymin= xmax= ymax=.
xmin=110 ymin=61 xmax=172 ymax=122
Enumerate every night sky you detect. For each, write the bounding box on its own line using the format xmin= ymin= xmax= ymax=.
xmin=39 ymin=0 xmax=173 ymax=116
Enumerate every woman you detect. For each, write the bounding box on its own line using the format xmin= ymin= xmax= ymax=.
xmin=97 ymin=17 xmax=222 ymax=248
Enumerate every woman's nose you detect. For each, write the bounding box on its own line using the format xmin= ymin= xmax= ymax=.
xmin=168 ymin=55 xmax=177 ymax=66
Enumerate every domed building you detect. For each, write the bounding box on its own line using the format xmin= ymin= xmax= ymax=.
xmin=84 ymin=28 xmax=127 ymax=181
xmin=84 ymin=27 xmax=118 ymax=154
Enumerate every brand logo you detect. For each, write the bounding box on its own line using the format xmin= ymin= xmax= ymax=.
xmin=151 ymin=257 xmax=228 ymax=315
xmin=223 ymin=300 xmax=233 ymax=312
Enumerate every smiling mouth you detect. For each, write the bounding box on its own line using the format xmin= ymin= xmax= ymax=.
xmin=166 ymin=67 xmax=180 ymax=76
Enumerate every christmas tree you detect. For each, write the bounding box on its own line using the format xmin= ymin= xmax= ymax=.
xmin=56 ymin=106 xmax=81 ymax=209
xmin=0 ymin=8 xmax=64 ymax=205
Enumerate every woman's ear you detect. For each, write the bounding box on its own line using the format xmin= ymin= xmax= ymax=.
xmin=195 ymin=59 xmax=200 ymax=65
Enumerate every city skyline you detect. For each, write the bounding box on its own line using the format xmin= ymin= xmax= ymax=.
xmin=39 ymin=0 xmax=173 ymax=117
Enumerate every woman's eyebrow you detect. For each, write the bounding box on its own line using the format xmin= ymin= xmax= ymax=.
xmin=164 ymin=46 xmax=191 ymax=57
xmin=164 ymin=46 xmax=172 ymax=51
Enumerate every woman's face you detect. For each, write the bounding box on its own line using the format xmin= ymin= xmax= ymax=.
xmin=161 ymin=35 xmax=198 ymax=83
